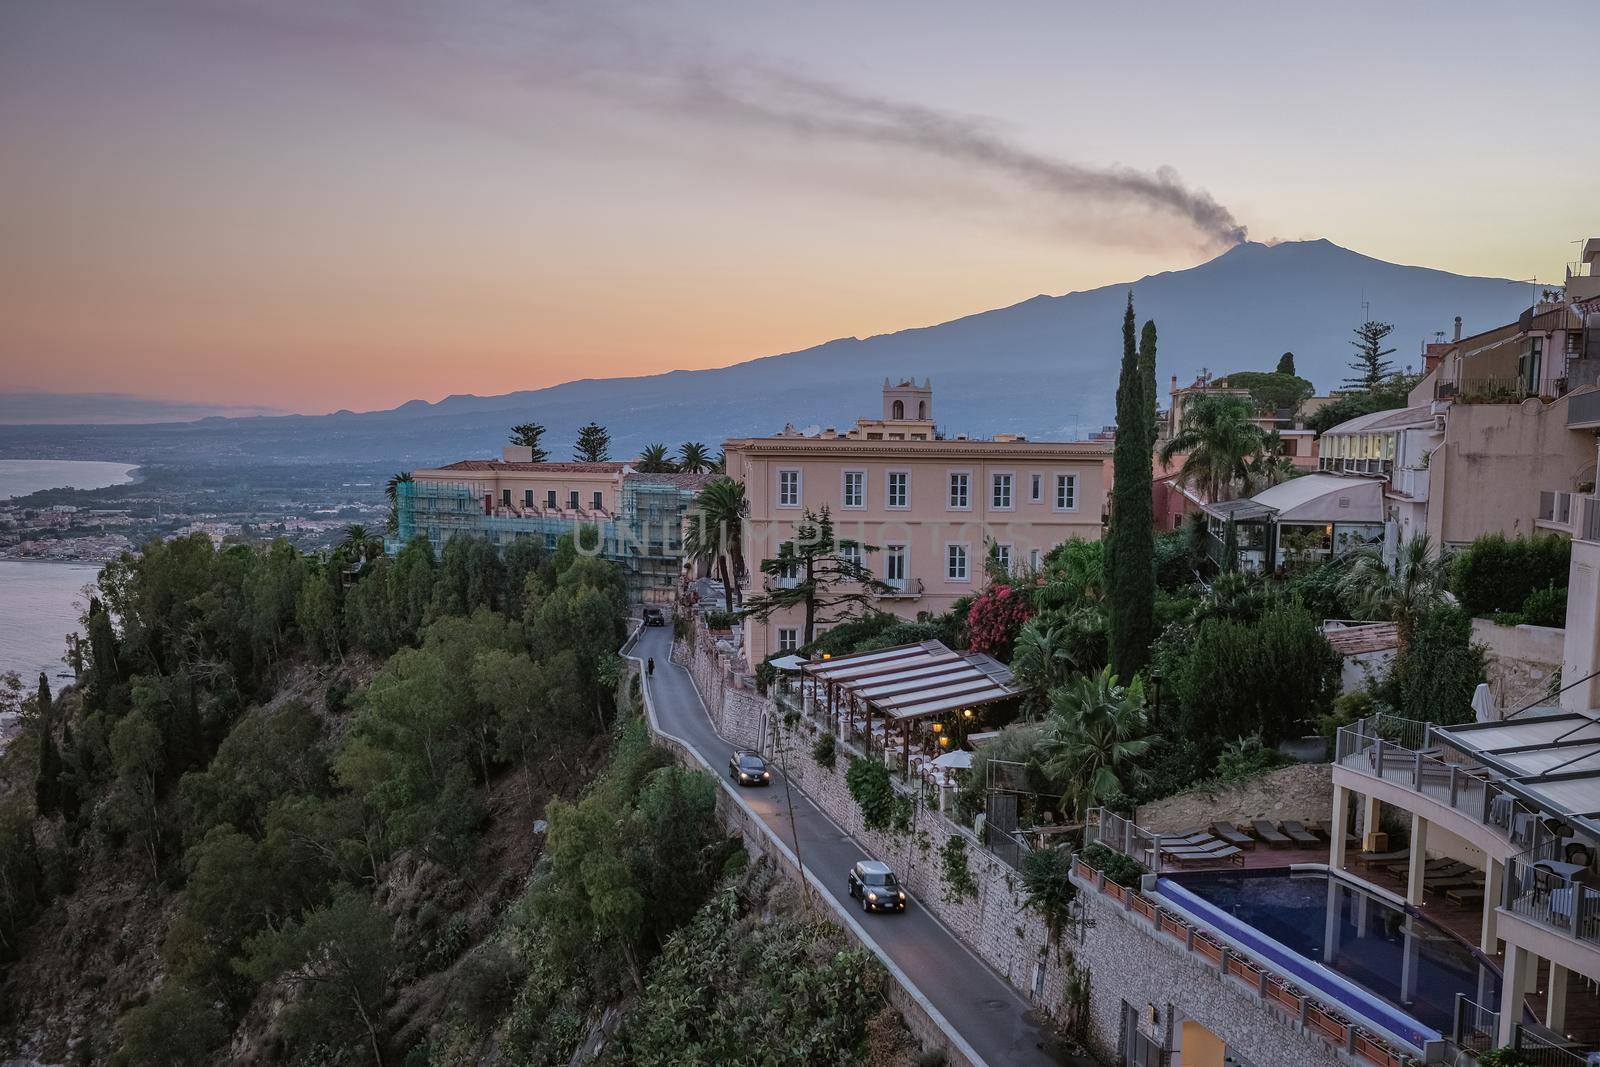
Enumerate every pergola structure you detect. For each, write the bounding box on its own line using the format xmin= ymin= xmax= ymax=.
xmin=799 ymin=640 xmax=1023 ymax=770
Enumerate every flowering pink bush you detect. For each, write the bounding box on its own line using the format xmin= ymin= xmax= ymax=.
xmin=967 ymin=584 xmax=1032 ymax=660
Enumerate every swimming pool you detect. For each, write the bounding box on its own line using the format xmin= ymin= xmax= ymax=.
xmin=1156 ymin=867 xmax=1501 ymax=1051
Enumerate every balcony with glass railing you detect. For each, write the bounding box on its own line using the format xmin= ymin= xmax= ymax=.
xmin=1334 ymin=716 xmax=1562 ymax=858
xmin=1539 ymin=490 xmax=1579 ymax=534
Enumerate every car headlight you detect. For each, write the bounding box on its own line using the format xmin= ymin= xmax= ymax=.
xmin=898 ymin=891 xmax=906 ymax=900
xmin=867 ymin=892 xmax=878 ymax=901
xmin=762 ymin=771 xmax=770 ymax=779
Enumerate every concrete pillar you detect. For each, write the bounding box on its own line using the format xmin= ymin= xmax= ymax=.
xmin=1330 ymin=785 xmax=1350 ymax=870
xmin=1399 ymin=922 xmax=1419 ymax=1005
xmin=1546 ymin=962 xmax=1569 ymax=1032
xmin=1498 ymin=942 xmax=1534 ymax=1046
xmin=1481 ymin=858 xmax=1504 ymax=954
xmin=1406 ymin=815 xmax=1429 ymax=905
xmin=1323 ymin=878 xmax=1342 ymax=965
xmin=1362 ymin=794 xmax=1381 ymax=849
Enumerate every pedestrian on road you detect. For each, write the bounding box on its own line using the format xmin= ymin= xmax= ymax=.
xmin=647 ymin=657 xmax=655 ymax=678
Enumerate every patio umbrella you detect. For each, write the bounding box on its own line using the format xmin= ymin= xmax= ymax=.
xmin=768 ymin=654 xmax=808 ymax=672
xmin=932 ymin=749 xmax=974 ymax=770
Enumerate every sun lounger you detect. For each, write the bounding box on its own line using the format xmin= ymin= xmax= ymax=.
xmin=1355 ymin=848 xmax=1409 ymax=866
xmin=1445 ymin=887 xmax=1485 ymax=906
xmin=1281 ymin=821 xmax=1319 ymax=846
xmin=1160 ymin=838 xmax=1230 ymax=858
xmin=1382 ymin=857 xmax=1467 ymax=878
xmin=1252 ymin=820 xmax=1291 ymax=848
xmin=1164 ymin=844 xmax=1244 ymax=867
xmin=1212 ymin=822 xmax=1256 ymax=849
xmin=1305 ymin=820 xmax=1359 ymax=848
xmin=1160 ymin=831 xmax=1218 ymax=847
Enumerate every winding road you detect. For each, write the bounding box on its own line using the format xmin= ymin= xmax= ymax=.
xmin=629 ymin=621 xmax=1062 ymax=1067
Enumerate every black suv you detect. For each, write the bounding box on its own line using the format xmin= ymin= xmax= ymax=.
xmin=847 ymin=860 xmax=907 ymax=912
xmin=728 ymin=752 xmax=771 ymax=786
xmin=642 ymin=607 xmax=665 ymax=626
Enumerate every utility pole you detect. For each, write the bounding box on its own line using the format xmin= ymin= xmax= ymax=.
xmin=774 ymin=719 xmax=811 ymax=908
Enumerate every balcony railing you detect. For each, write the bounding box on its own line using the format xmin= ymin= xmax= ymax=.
xmin=1435 ymin=376 xmax=1543 ymax=403
xmin=1503 ymin=850 xmax=1600 ymax=953
xmin=1390 ymin=466 xmax=1429 ymax=500
xmin=1334 ymin=717 xmax=1561 ymax=858
xmin=1538 ymin=490 xmax=1577 ymax=531
xmin=875 ymin=576 xmax=923 ymax=599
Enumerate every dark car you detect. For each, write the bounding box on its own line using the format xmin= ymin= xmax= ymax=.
xmin=728 ymin=752 xmax=771 ymax=786
xmin=847 ymin=860 xmax=906 ymax=913
xmin=642 ymin=607 xmax=666 ymax=627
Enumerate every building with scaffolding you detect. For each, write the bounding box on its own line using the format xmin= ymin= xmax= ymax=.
xmin=393 ymin=447 xmax=709 ymax=601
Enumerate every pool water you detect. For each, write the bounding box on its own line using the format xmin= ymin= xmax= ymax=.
xmin=1157 ymin=868 xmax=1499 ymax=1048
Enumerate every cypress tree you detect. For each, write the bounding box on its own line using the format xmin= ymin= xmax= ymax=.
xmin=1108 ymin=295 xmax=1157 ymax=680
xmin=35 ymin=673 xmax=60 ymax=815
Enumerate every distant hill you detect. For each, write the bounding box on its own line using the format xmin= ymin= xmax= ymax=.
xmin=0 ymin=392 xmax=284 ymax=425
xmin=0 ymin=240 xmax=1533 ymax=468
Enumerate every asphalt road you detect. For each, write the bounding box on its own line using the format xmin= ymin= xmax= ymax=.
xmin=631 ymin=623 xmax=1061 ymax=1067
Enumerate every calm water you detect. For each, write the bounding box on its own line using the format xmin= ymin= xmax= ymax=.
xmin=1160 ymin=869 xmax=1497 ymax=1043
xmin=0 ymin=459 xmax=137 ymax=500
xmin=0 ymin=561 xmax=99 ymax=684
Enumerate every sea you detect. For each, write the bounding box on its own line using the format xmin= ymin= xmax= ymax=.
xmin=0 ymin=459 xmax=137 ymax=689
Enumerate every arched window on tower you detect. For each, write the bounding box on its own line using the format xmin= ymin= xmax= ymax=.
xmin=892 ymin=400 xmax=904 ymax=419
xmin=918 ymin=400 xmax=927 ymax=419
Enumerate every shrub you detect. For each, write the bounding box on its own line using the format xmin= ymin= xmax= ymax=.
xmin=1521 ymin=584 xmax=1568 ymax=628
xmin=1212 ymin=735 xmax=1292 ymax=783
xmin=1078 ymin=842 xmax=1146 ymax=887
xmin=1452 ymin=534 xmax=1569 ymax=616
xmin=1021 ymin=848 xmax=1077 ymax=940
xmin=811 ymin=732 xmax=837 ymax=771
xmin=845 ymin=757 xmax=895 ymax=831
xmin=704 ymin=610 xmax=737 ymax=631
xmin=1382 ymin=605 xmax=1486 ymax=725
xmin=939 ymin=837 xmax=976 ymax=901
xmin=966 ymin=584 xmax=1032 ymax=660
xmin=1174 ymin=603 xmax=1339 ymax=747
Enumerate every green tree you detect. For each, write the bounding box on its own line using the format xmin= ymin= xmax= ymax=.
xmin=1219 ymin=370 xmax=1314 ymax=414
xmin=1159 ymin=393 xmax=1269 ymax=502
xmin=110 ymin=709 xmax=165 ymax=880
xmin=1277 ymin=351 xmax=1296 ymax=375
xmin=34 ymin=674 xmax=61 ymax=816
xmin=635 ymin=443 xmax=676 ymax=472
xmin=1306 ymin=374 xmax=1422 ymax=434
xmin=242 ymin=888 xmax=396 ymax=1065
xmin=682 ymin=476 xmax=746 ymax=613
xmin=1107 ymin=295 xmax=1156 ymax=680
xmin=676 ymin=441 xmax=713 ymax=473
xmin=386 ymin=534 xmax=436 ymax=644
xmin=740 ymin=507 xmax=892 ymax=646
xmin=509 ymin=421 xmax=550 ymax=460
xmin=110 ymin=981 xmax=229 ymax=1067
xmin=1038 ymin=667 xmax=1151 ymax=816
xmin=1383 ymin=605 xmax=1486 ymax=725
xmin=295 ymin=568 xmax=342 ymax=664
xmin=575 ymin=422 xmax=612 ymax=462
xmin=340 ymin=524 xmax=382 ymax=563
xmin=1344 ymin=319 xmax=1398 ymax=391
xmin=383 ymin=471 xmax=413 ymax=534
xmin=1175 ymin=603 xmax=1339 ymax=750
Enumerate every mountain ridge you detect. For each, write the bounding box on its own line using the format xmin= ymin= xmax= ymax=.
xmin=0 ymin=239 xmax=1535 ymax=467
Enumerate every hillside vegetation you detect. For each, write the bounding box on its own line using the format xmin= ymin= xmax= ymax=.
xmin=0 ymin=530 xmax=912 ymax=1065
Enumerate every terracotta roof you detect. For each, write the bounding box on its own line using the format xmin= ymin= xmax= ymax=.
xmin=626 ymin=471 xmax=715 ymax=490
xmin=1322 ymin=623 xmax=1400 ymax=656
xmin=433 ymin=460 xmax=625 ymax=473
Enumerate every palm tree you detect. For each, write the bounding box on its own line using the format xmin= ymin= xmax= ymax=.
xmin=1159 ymin=394 xmax=1269 ymax=502
xmin=677 ymin=441 xmax=712 ymax=473
xmin=635 ymin=444 xmax=676 ymax=473
xmin=1010 ymin=619 xmax=1080 ymax=705
xmin=340 ymin=524 xmax=382 ymax=563
xmin=1038 ymin=667 xmax=1151 ymax=816
xmin=1339 ymin=534 xmax=1450 ymax=644
xmin=682 ymin=476 xmax=746 ymax=612
xmin=384 ymin=471 xmax=412 ymax=534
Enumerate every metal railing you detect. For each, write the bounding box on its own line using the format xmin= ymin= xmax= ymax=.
xmin=875 ymin=576 xmax=924 ymax=599
xmin=1539 ymin=490 xmax=1577 ymax=528
xmin=1503 ymin=851 xmax=1600 ymax=952
xmin=1084 ymin=807 xmax=1163 ymax=870
xmin=1514 ymin=1027 xmax=1592 ymax=1065
xmin=1582 ymin=495 xmax=1600 ymax=543
xmin=1451 ymin=993 xmax=1499 ymax=1054
xmin=1334 ymin=717 xmax=1560 ymax=858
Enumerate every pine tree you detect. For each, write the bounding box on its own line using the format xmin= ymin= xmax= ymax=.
xmin=1107 ymin=295 xmax=1156 ymax=681
xmin=574 ymin=423 xmax=611 ymax=463
xmin=1276 ymin=351 xmax=1295 ymax=376
xmin=508 ymin=422 xmax=549 ymax=461
xmin=35 ymin=673 xmax=61 ymax=815
xmin=738 ymin=506 xmax=891 ymax=645
xmin=1343 ymin=321 xmax=1397 ymax=391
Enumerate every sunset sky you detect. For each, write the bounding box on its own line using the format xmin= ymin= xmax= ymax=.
xmin=2 ymin=0 xmax=1594 ymax=415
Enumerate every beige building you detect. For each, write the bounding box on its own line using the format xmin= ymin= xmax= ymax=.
xmin=723 ymin=381 xmax=1109 ymax=669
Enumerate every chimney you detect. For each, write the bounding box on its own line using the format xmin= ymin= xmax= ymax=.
xmin=1453 ymin=316 xmax=1462 ymax=342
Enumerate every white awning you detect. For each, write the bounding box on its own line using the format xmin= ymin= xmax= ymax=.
xmin=801 ymin=639 xmax=1022 ymax=721
xmin=1438 ymin=711 xmax=1600 ymax=832
xmin=767 ymin=654 xmax=808 ymax=672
